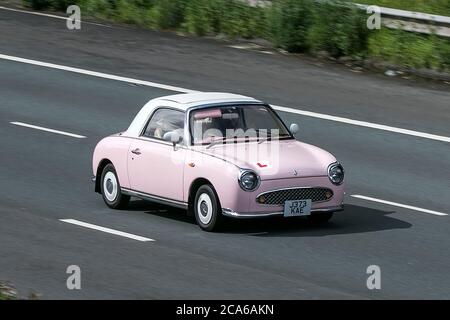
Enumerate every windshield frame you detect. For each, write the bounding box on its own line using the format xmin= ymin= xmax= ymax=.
xmin=187 ymin=103 xmax=294 ymax=146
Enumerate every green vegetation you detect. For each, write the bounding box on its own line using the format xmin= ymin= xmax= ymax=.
xmin=368 ymin=28 xmax=450 ymax=71
xmin=22 ymin=0 xmax=450 ymax=73
xmin=353 ymin=0 xmax=450 ymax=16
xmin=0 ymin=285 xmax=17 ymax=300
xmin=267 ymin=0 xmax=312 ymax=52
xmin=0 ymin=293 xmax=11 ymax=300
xmin=307 ymin=1 xmax=369 ymax=57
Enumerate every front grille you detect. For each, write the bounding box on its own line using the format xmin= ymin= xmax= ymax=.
xmin=256 ymin=187 xmax=333 ymax=205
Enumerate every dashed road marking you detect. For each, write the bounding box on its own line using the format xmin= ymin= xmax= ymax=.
xmin=10 ymin=122 xmax=87 ymax=139
xmin=60 ymin=219 xmax=155 ymax=242
xmin=351 ymin=195 xmax=448 ymax=216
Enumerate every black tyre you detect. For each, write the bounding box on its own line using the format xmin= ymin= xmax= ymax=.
xmin=306 ymin=212 xmax=334 ymax=225
xmin=100 ymin=164 xmax=130 ymax=209
xmin=194 ymin=184 xmax=223 ymax=232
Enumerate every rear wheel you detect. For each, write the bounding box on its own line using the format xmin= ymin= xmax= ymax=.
xmin=194 ymin=185 xmax=223 ymax=232
xmin=306 ymin=212 xmax=334 ymax=225
xmin=100 ymin=164 xmax=130 ymax=209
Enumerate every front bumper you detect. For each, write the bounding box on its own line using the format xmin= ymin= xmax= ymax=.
xmin=221 ymin=205 xmax=344 ymax=219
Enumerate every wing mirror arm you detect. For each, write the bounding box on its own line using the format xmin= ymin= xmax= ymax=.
xmin=163 ymin=131 xmax=183 ymax=150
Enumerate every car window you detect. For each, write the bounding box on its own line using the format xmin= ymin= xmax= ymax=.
xmin=143 ymin=108 xmax=185 ymax=140
xmin=243 ymin=107 xmax=279 ymax=131
xmin=190 ymin=105 xmax=292 ymax=144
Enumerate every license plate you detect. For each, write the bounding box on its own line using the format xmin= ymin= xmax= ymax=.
xmin=284 ymin=200 xmax=312 ymax=217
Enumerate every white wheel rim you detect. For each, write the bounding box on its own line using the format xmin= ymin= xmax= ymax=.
xmin=103 ymin=171 xmax=118 ymax=202
xmin=197 ymin=193 xmax=213 ymax=225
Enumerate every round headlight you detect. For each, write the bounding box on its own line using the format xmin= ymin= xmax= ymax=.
xmin=239 ymin=170 xmax=260 ymax=191
xmin=328 ymin=163 xmax=344 ymax=185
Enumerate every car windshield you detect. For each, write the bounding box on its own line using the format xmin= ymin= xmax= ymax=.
xmin=190 ymin=105 xmax=293 ymax=145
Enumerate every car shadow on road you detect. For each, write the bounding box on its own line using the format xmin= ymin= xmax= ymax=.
xmin=126 ymin=200 xmax=412 ymax=236
xmin=223 ymin=204 xmax=412 ymax=237
xmin=126 ymin=199 xmax=194 ymax=223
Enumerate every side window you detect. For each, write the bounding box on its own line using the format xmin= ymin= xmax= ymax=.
xmin=143 ymin=108 xmax=185 ymax=140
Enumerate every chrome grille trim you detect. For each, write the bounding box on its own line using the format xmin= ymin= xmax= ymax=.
xmin=256 ymin=187 xmax=333 ymax=205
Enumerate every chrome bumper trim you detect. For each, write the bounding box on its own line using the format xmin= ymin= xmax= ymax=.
xmin=222 ymin=205 xmax=344 ymax=219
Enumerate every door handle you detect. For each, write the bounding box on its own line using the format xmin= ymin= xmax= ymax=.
xmin=131 ymin=148 xmax=141 ymax=155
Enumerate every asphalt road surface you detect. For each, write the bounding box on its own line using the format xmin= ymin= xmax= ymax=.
xmin=0 ymin=7 xmax=449 ymax=299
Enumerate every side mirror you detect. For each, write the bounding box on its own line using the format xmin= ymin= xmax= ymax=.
xmin=163 ymin=131 xmax=183 ymax=144
xmin=289 ymin=123 xmax=299 ymax=135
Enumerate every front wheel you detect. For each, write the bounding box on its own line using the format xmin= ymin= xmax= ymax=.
xmin=194 ymin=185 xmax=223 ymax=232
xmin=306 ymin=212 xmax=334 ymax=225
xmin=100 ymin=164 xmax=130 ymax=209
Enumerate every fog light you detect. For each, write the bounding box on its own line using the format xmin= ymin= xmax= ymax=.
xmin=258 ymin=196 xmax=266 ymax=204
xmin=325 ymin=191 xmax=333 ymax=199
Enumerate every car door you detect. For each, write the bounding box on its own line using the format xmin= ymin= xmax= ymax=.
xmin=127 ymin=108 xmax=186 ymax=203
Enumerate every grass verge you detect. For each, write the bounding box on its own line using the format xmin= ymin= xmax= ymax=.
xmin=21 ymin=0 xmax=450 ymax=73
xmin=0 ymin=282 xmax=18 ymax=300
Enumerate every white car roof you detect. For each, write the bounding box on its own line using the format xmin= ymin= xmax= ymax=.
xmin=153 ymin=92 xmax=261 ymax=109
xmin=125 ymin=92 xmax=262 ymax=137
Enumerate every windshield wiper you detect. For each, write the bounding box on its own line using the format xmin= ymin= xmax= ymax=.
xmin=258 ymin=132 xmax=292 ymax=144
xmin=206 ymin=136 xmax=228 ymax=149
xmin=257 ymin=130 xmax=274 ymax=144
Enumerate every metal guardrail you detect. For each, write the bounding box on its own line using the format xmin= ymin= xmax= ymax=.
xmin=355 ymin=4 xmax=450 ymax=38
xmin=247 ymin=1 xmax=450 ymax=38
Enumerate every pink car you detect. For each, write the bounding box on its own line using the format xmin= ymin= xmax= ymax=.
xmin=93 ymin=92 xmax=344 ymax=231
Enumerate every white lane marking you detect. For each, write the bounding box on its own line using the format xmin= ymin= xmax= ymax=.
xmin=272 ymin=105 xmax=450 ymax=143
xmin=0 ymin=6 xmax=110 ymax=28
xmin=351 ymin=195 xmax=448 ymax=216
xmin=10 ymin=121 xmax=86 ymax=139
xmin=60 ymin=219 xmax=155 ymax=242
xmin=0 ymin=54 xmax=198 ymax=93
xmin=229 ymin=44 xmax=275 ymax=55
xmin=0 ymin=5 xmax=71 ymax=20
xmin=1 ymin=53 xmax=449 ymax=143
xmin=229 ymin=44 xmax=263 ymax=50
